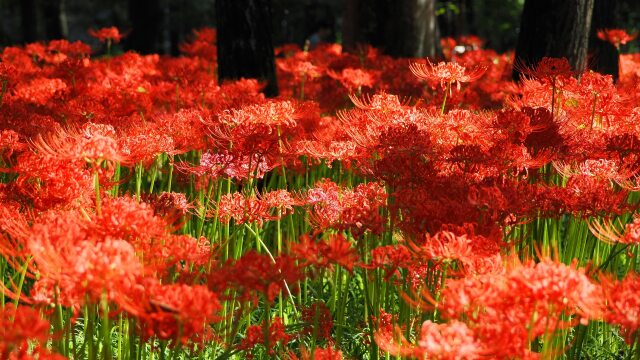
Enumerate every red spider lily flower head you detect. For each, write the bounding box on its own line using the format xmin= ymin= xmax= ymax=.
xmin=209 ymin=251 xmax=303 ymax=302
xmin=589 ymin=215 xmax=640 ymax=245
xmin=597 ymin=28 xmax=637 ymax=48
xmin=88 ymin=26 xmax=125 ymax=43
xmin=239 ymin=317 xmax=291 ymax=355
xmin=298 ymin=346 xmax=344 ymax=360
xmin=119 ymin=281 xmax=221 ymax=344
xmin=180 ymin=27 xmax=217 ymax=59
xmin=409 ymin=59 xmax=487 ymax=92
xmin=601 ymin=272 xmax=640 ymax=343
xmin=0 ymin=305 xmax=64 ymax=359
xmin=290 ymin=233 xmax=360 ymax=272
xmin=440 ymin=37 xmax=457 ymax=60
xmin=327 ymin=67 xmax=375 ymax=91
xmin=515 ymin=57 xmax=575 ymax=80
xmin=417 ymin=320 xmax=483 ymax=359
xmin=458 ymin=35 xmax=485 ymax=49
xmin=301 ymin=302 xmax=333 ymax=339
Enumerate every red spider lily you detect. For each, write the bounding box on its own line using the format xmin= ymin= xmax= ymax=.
xmin=290 ymin=233 xmax=359 ymax=272
xmin=239 ymin=317 xmax=291 ymax=355
xmin=88 ymin=27 xmax=125 ymax=43
xmin=305 ymin=180 xmax=387 ymax=237
xmin=180 ymin=28 xmax=217 ymax=59
xmin=458 ymin=35 xmax=485 ymax=49
xmin=376 ymin=319 xmax=483 ymax=360
xmin=300 ymin=302 xmax=333 ymax=339
xmin=515 ymin=57 xmax=574 ymax=80
xmin=213 ymin=189 xmax=297 ymax=225
xmin=13 ymin=77 xmax=68 ymax=106
xmin=295 ymin=346 xmax=344 ymax=360
xmin=589 ymin=216 xmax=640 ymax=245
xmin=327 ymin=68 xmax=375 ymax=91
xmin=409 ymin=59 xmax=487 ymax=91
xmin=601 ymin=272 xmax=640 ymax=343
xmin=0 ymin=305 xmax=65 ymax=359
xmin=209 ymin=251 xmax=303 ymax=302
xmin=30 ymin=123 xmax=131 ymax=165
xmin=119 ymin=281 xmax=221 ymax=344
xmin=597 ymin=29 xmax=637 ymax=48
xmin=436 ymin=258 xmax=602 ymax=358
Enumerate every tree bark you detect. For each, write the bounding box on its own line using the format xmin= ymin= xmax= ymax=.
xmin=513 ymin=0 xmax=595 ymax=80
xmin=42 ymin=0 xmax=67 ymax=40
xmin=216 ymin=0 xmax=278 ymax=97
xmin=20 ymin=0 xmax=38 ymax=44
xmin=416 ymin=0 xmax=440 ymax=58
xmin=128 ymin=0 xmax=162 ymax=54
xmin=342 ymin=0 xmax=439 ymax=58
xmin=589 ymin=0 xmax=619 ymax=80
xmin=341 ymin=0 xmax=386 ymax=52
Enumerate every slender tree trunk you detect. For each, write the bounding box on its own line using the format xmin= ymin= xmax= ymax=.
xmin=589 ymin=0 xmax=619 ymax=80
xmin=45 ymin=0 xmax=67 ymax=40
xmin=513 ymin=0 xmax=595 ymax=80
xmin=42 ymin=0 xmax=67 ymax=40
xmin=216 ymin=0 xmax=278 ymax=97
xmin=384 ymin=1 xmax=418 ymax=57
xmin=20 ymin=0 xmax=38 ymax=43
xmin=128 ymin=0 xmax=161 ymax=54
xmin=416 ymin=0 xmax=440 ymax=58
xmin=342 ymin=0 xmax=359 ymax=52
xmin=341 ymin=0 xmax=386 ymax=52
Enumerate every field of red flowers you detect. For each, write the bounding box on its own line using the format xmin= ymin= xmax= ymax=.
xmin=2 ymin=27 xmax=640 ymax=359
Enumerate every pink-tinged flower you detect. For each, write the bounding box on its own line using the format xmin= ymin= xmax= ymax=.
xmin=597 ymin=29 xmax=637 ymax=48
xmin=409 ymin=59 xmax=487 ymax=91
xmin=89 ymin=27 xmax=124 ymax=43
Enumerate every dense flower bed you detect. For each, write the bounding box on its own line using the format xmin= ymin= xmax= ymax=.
xmin=2 ymin=28 xmax=640 ymax=359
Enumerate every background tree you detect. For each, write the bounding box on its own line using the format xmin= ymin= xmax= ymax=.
xmin=589 ymin=0 xmax=619 ymax=80
xmin=216 ymin=0 xmax=278 ymax=97
xmin=127 ymin=0 xmax=161 ymax=54
xmin=42 ymin=0 xmax=67 ymax=40
xmin=20 ymin=0 xmax=38 ymax=43
xmin=513 ymin=0 xmax=595 ymax=80
xmin=342 ymin=0 xmax=439 ymax=58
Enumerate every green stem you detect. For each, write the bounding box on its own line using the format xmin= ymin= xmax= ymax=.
xmin=441 ymin=81 xmax=451 ymax=115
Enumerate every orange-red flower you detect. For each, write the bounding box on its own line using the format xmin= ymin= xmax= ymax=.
xmin=597 ymin=28 xmax=637 ymax=48
xmin=409 ymin=59 xmax=487 ymax=91
xmin=88 ymin=26 xmax=124 ymax=43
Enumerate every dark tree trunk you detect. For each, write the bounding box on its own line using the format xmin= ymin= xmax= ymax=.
xmin=384 ymin=1 xmax=418 ymax=57
xmin=20 ymin=0 xmax=38 ymax=43
xmin=342 ymin=0 xmax=439 ymax=58
xmin=342 ymin=0 xmax=360 ymax=52
xmin=42 ymin=0 xmax=67 ymax=40
xmin=513 ymin=0 xmax=595 ymax=81
xmin=416 ymin=0 xmax=440 ymax=58
xmin=341 ymin=0 xmax=385 ymax=52
xmin=128 ymin=0 xmax=162 ymax=54
xmin=216 ymin=0 xmax=278 ymax=97
xmin=589 ymin=0 xmax=619 ymax=80
xmin=386 ymin=0 xmax=440 ymax=58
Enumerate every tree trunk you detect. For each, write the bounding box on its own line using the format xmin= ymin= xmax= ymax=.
xmin=513 ymin=0 xmax=595 ymax=80
xmin=216 ymin=0 xmax=278 ymax=97
xmin=20 ymin=0 xmax=38 ymax=44
xmin=42 ymin=0 xmax=67 ymax=40
xmin=341 ymin=0 xmax=386 ymax=52
xmin=416 ymin=0 xmax=440 ymax=58
xmin=342 ymin=0 xmax=439 ymax=58
xmin=128 ymin=0 xmax=162 ymax=54
xmin=342 ymin=0 xmax=360 ymax=52
xmin=589 ymin=0 xmax=619 ymax=80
